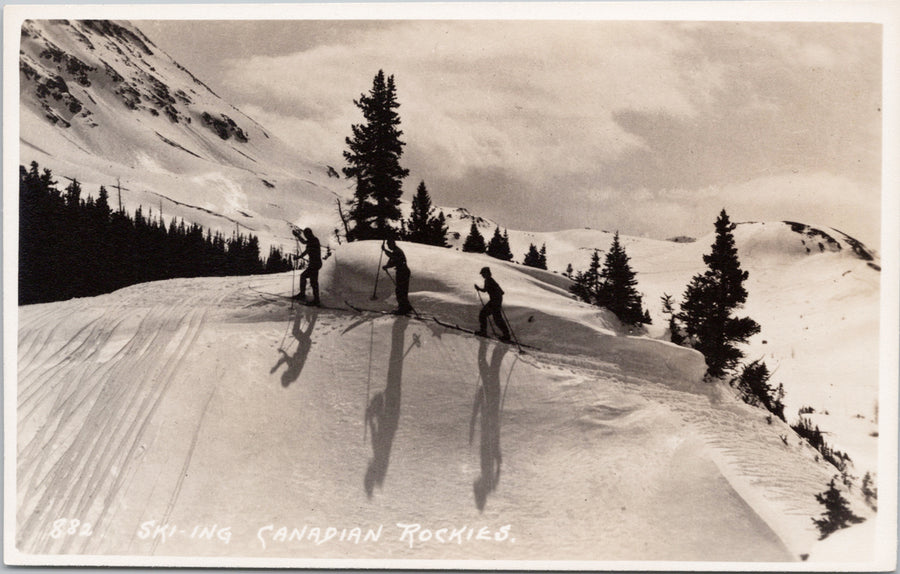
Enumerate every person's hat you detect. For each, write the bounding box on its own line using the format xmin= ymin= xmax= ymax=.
xmin=480 ymin=267 xmax=491 ymax=275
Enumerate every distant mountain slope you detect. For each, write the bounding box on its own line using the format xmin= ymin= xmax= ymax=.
xmin=19 ymin=19 xmax=344 ymax=251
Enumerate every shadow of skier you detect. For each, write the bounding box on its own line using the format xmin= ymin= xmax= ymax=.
xmin=364 ymin=316 xmax=419 ymax=498
xmin=270 ymin=307 xmax=317 ymax=388
xmin=471 ymin=339 xmax=507 ymax=511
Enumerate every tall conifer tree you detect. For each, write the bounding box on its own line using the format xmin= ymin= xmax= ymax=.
xmin=343 ymin=70 xmax=409 ymax=241
xmin=406 ymin=180 xmax=449 ymax=246
xmin=462 ymin=221 xmax=487 ymax=253
xmin=571 ymin=249 xmax=601 ymax=303
xmin=596 ymin=232 xmax=648 ymax=325
xmin=523 ymin=243 xmax=542 ymax=268
xmin=677 ymin=209 xmax=760 ymax=377
xmin=486 ymin=227 xmax=513 ymax=261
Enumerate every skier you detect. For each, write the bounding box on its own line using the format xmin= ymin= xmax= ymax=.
xmin=293 ymin=227 xmax=321 ymax=306
xmin=382 ymin=237 xmax=412 ymax=315
xmin=474 ymin=267 xmax=510 ymax=342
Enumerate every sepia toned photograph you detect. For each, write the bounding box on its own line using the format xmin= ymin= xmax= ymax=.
xmin=4 ymin=2 xmax=898 ymax=570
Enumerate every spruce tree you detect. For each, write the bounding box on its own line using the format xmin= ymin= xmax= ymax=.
xmin=813 ymin=477 xmax=864 ymax=539
xmin=462 ymin=221 xmax=486 ymax=253
xmin=571 ymin=249 xmax=601 ymax=304
xmin=405 ymin=181 xmax=449 ymax=246
xmin=677 ymin=210 xmax=760 ymax=377
xmin=523 ymin=243 xmax=542 ymax=268
xmin=343 ymin=70 xmax=409 ymax=241
xmin=661 ymin=293 xmax=684 ymax=345
xmin=538 ymin=243 xmax=547 ymax=269
xmin=429 ymin=211 xmax=450 ymax=247
xmin=734 ymin=359 xmax=785 ymax=422
xmin=406 ymin=180 xmax=434 ymax=243
xmin=596 ymin=231 xmax=648 ymax=325
xmin=487 ymin=227 xmax=513 ymax=261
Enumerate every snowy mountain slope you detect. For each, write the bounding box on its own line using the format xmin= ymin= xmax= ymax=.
xmin=19 ymin=19 xmax=344 ymax=251
xmin=13 ymin=241 xmax=876 ymax=565
xmin=436 ymin=217 xmax=882 ymax=489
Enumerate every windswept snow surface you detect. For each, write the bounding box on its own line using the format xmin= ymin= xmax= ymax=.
xmin=13 ymin=241 xmax=877 ymax=566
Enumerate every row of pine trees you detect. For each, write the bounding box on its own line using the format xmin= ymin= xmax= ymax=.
xmin=19 ymin=161 xmax=292 ymax=305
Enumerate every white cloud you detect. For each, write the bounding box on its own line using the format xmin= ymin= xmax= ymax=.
xmin=216 ymin=21 xmax=880 ymax=243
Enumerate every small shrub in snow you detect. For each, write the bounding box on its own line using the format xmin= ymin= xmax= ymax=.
xmin=812 ymin=477 xmax=864 ymax=540
xmin=791 ymin=417 xmax=851 ymax=472
xmin=661 ymin=293 xmax=685 ymax=345
xmin=732 ymin=360 xmax=785 ymax=422
xmin=861 ymin=472 xmax=878 ymax=511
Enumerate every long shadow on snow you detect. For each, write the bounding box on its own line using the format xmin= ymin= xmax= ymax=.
xmin=470 ymin=340 xmax=508 ymax=511
xmin=364 ymin=316 xmax=422 ymax=498
xmin=270 ymin=307 xmax=317 ymax=387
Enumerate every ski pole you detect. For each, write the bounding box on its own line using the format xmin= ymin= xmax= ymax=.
xmin=500 ymin=307 xmax=523 ymax=352
xmin=372 ymin=240 xmax=385 ymax=300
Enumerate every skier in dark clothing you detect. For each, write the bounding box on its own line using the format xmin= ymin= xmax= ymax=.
xmin=382 ymin=238 xmax=412 ymax=315
xmin=474 ymin=267 xmax=510 ymax=342
xmin=293 ymin=227 xmax=321 ymax=306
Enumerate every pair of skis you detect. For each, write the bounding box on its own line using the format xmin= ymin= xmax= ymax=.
xmin=344 ymin=300 xmax=536 ymax=352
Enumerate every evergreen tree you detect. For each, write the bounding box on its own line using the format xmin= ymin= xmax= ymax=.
xmin=343 ymin=70 xmax=409 ymax=241
xmin=486 ymin=226 xmax=513 ymax=261
xmin=570 ymin=249 xmax=601 ymax=304
xmin=523 ymin=243 xmax=542 ymax=268
xmin=405 ymin=180 xmax=449 ymax=246
xmin=595 ymin=232 xmax=648 ymax=325
xmin=812 ymin=477 xmax=864 ymax=539
xmin=677 ymin=210 xmax=760 ymax=377
xmin=462 ymin=221 xmax=487 ymax=253
xmin=861 ymin=472 xmax=878 ymax=511
xmin=64 ymin=178 xmax=82 ymax=209
xmin=733 ymin=359 xmax=785 ymax=421
xmin=429 ymin=211 xmax=450 ymax=247
xmin=661 ymin=293 xmax=684 ymax=345
xmin=538 ymin=243 xmax=547 ymax=269
xmin=406 ymin=180 xmax=434 ymax=243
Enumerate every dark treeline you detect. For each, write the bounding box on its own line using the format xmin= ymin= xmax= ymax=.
xmin=19 ymin=162 xmax=293 ymax=305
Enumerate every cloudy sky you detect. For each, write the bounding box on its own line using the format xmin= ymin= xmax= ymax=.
xmin=140 ymin=15 xmax=883 ymax=247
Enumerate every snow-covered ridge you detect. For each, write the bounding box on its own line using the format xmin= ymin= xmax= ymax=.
xmin=324 ymin=241 xmax=707 ymax=386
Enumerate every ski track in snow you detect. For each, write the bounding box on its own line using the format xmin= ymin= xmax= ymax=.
xmin=17 ymin=281 xmax=229 ymax=554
